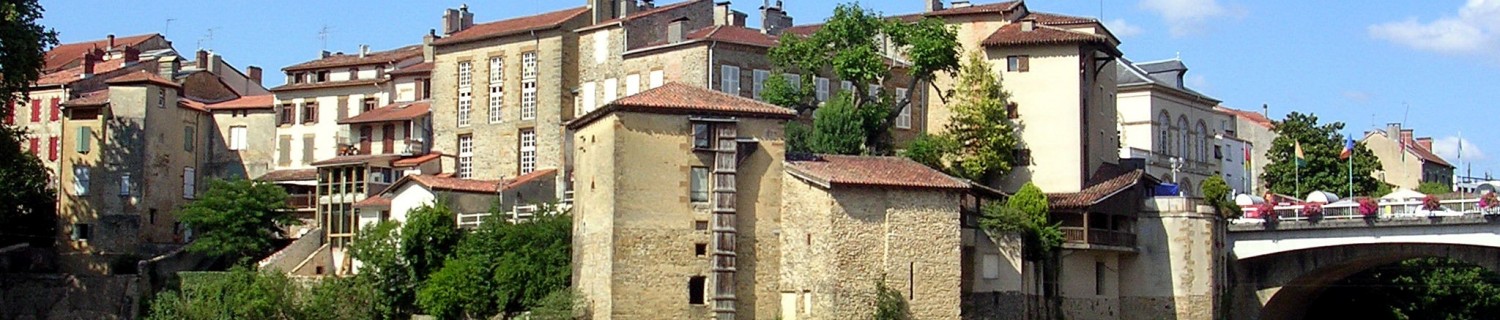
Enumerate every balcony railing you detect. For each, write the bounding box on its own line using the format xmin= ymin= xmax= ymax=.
xmin=287 ymin=194 xmax=315 ymax=210
xmin=1060 ymin=226 xmax=1137 ymax=248
xmin=1235 ymin=198 xmax=1491 ymax=224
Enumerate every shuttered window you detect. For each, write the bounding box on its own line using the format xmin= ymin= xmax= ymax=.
xmin=720 ymin=66 xmax=740 ymax=94
xmin=76 ymin=126 xmax=91 ymax=153
xmin=183 ymin=167 xmax=196 ymax=199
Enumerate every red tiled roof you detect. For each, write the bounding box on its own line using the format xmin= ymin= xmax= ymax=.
xmin=393 ymin=152 xmax=442 ymax=167
xmin=389 ymin=62 xmax=433 ymax=76
xmin=569 ymin=82 xmax=796 ymax=128
xmin=782 ymin=25 xmax=822 ymax=37
xmin=179 ymin=99 xmax=208 ymax=112
xmin=928 ymin=1 xmax=1023 ymax=17
xmin=206 ymin=94 xmax=274 ymax=110
xmin=258 ymin=169 xmax=318 ymax=182
xmin=62 ymin=90 xmax=109 ymax=107
xmin=1214 ymin=106 xmax=1274 ymax=129
xmin=687 ymin=25 xmax=780 ymax=48
xmin=1025 ymin=12 xmax=1097 ymax=25
xmin=282 ymin=45 xmax=422 ymax=72
xmin=787 ymin=154 xmax=968 ymax=190
xmin=981 ymin=23 xmax=1111 ymax=47
xmin=45 ymin=33 xmax=159 ymax=72
xmin=1402 ymin=136 xmax=1454 ymax=168
xmin=269 ymin=79 xmax=386 ymax=92
xmin=310 ymin=154 xmax=401 ymax=167
xmin=503 ymin=168 xmax=557 ymax=191
xmin=408 ymin=175 xmax=502 ymax=193
xmin=106 ymin=70 xmax=181 ymax=88
xmin=339 ymin=100 xmax=430 ymax=124
xmin=433 ymin=7 xmax=591 ymax=46
xmin=1048 ymin=164 xmax=1148 ymax=210
xmin=37 ymin=59 xmax=130 ymax=86
xmin=579 ymin=0 xmax=709 ymax=31
xmin=353 ymin=196 xmax=392 ymax=208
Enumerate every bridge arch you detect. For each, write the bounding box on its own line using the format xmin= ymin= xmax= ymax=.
xmin=1230 ymin=243 xmax=1500 ymax=320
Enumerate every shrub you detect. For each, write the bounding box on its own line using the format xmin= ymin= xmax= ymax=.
xmin=1302 ymin=202 xmax=1324 ymax=217
xmin=1480 ymin=192 xmax=1498 ymax=209
xmin=1358 ymin=198 xmax=1379 ymax=217
xmin=1423 ymin=195 xmax=1442 ymax=211
xmin=1258 ymin=203 xmax=1279 ymax=222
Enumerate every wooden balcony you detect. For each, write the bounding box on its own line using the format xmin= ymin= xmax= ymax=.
xmin=1060 ymin=226 xmax=1137 ymax=249
xmin=287 ymin=194 xmax=315 ymax=210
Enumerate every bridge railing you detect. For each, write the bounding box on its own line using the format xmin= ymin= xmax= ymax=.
xmin=1235 ymin=198 xmax=1495 ymax=224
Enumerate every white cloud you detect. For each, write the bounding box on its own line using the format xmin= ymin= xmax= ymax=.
xmin=1342 ymin=90 xmax=1372 ymax=103
xmin=1433 ymin=136 xmax=1486 ymax=163
xmin=1105 ymin=18 xmax=1144 ymax=37
xmin=1139 ymin=0 xmax=1236 ymax=37
xmin=1369 ymin=0 xmax=1500 ymax=56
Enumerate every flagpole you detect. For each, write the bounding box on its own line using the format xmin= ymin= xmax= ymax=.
xmin=1348 ymin=141 xmax=1354 ymax=198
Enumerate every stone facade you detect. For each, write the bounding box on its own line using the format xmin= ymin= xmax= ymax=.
xmin=206 ymin=107 xmax=277 ymax=179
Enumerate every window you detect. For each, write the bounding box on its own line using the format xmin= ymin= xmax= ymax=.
xmin=279 ymin=104 xmax=294 ymax=125
xmin=786 ymin=74 xmax=801 ymax=90
xmin=691 ymin=166 xmax=709 ymax=203
xmin=1095 ymin=261 xmax=1106 ymax=295
xmin=302 ymin=102 xmax=318 ymax=124
xmin=895 ymin=88 xmax=911 ymax=129
xmin=229 ymin=126 xmax=248 ymax=150
xmin=488 ymin=56 xmax=504 ymax=86
xmin=692 ymin=123 xmax=712 ymax=149
xmin=349 ymin=67 xmax=360 ymax=80
xmin=593 ymin=31 xmax=610 ymax=63
xmin=1014 ymin=148 xmax=1032 ymax=166
xmin=688 ymin=276 xmax=707 ymax=305
xmin=316 ymin=71 xmax=329 ymax=82
xmin=73 ymin=167 xmax=89 ymax=195
xmin=457 ymin=60 xmax=473 ymax=89
xmin=521 ymin=51 xmax=538 ymax=80
xmin=720 ymin=65 xmax=740 ymax=94
xmin=183 ymin=167 xmax=196 ymax=199
xmin=581 ymin=82 xmax=596 ymax=115
xmin=519 ymin=129 xmax=536 ymax=174
xmin=49 ymin=97 xmax=59 ymax=121
xmin=120 ymin=173 xmax=131 ymax=196
xmin=695 ymin=243 xmax=708 ymax=257
xmin=868 ymin=84 xmax=881 ymax=98
xmin=47 ymin=136 xmax=57 ymax=161
xmin=1157 ymin=112 xmax=1170 ymax=152
xmin=1007 ymin=55 xmax=1030 ymax=72
xmin=1006 ymin=102 xmax=1020 ymax=119
xmin=649 ymin=70 xmax=665 ymax=88
xmin=625 ymin=74 xmax=641 ymax=95
xmin=752 ymin=69 xmax=769 ymax=100
xmin=76 ymin=126 xmax=91 ymax=153
xmin=71 ymin=223 xmax=90 ymax=241
xmin=421 ymin=78 xmax=432 ymax=99
xmin=183 ymin=126 xmax=195 ymax=152
xmin=521 ymin=52 xmax=538 ymax=121
xmin=363 ymin=97 xmax=378 ymax=112
xmin=815 ymin=77 xmax=830 ymax=102
xmin=840 ymin=80 xmax=853 ymax=94
xmin=29 ymin=99 xmax=39 ymax=122
xmin=457 ymin=135 xmax=473 ymax=178
xmin=457 ymin=91 xmax=471 ymax=126
xmin=602 ymin=78 xmax=618 ymax=104
xmin=695 ymin=220 xmax=709 ymax=230
xmin=157 ymin=89 xmax=165 ymax=108
xmin=489 ymin=57 xmax=505 ymax=124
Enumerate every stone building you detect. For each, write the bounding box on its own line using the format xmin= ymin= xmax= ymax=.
xmin=203 ymin=95 xmax=277 ymax=180
xmin=1115 ymin=57 xmax=1228 ymax=196
xmin=1362 ymin=123 xmax=1455 ymax=190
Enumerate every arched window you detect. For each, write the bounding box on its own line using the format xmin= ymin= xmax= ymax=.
xmin=1196 ymin=121 xmax=1209 ymax=162
xmin=1158 ymin=112 xmax=1171 ymax=154
xmin=1177 ymin=116 xmax=1190 ymax=160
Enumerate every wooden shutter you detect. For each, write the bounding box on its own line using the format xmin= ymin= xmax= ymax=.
xmin=278 ymin=136 xmax=292 ymax=166
xmin=337 ymin=96 xmax=349 ymax=120
xmin=1019 ymin=56 xmax=1030 ymax=72
xmin=302 ymin=135 xmax=315 ymax=163
xmin=48 ymin=98 xmax=59 ymax=121
xmin=76 ymin=127 xmax=91 ymax=153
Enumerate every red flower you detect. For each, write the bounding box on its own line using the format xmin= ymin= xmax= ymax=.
xmin=1357 ymin=198 xmax=1378 ymax=216
xmin=1303 ymin=202 xmax=1324 ymax=217
xmin=1422 ymin=195 xmax=1442 ymax=211
xmin=1258 ymin=203 xmax=1279 ymax=221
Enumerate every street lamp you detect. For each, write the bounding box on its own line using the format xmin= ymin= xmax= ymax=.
xmin=1170 ymin=157 xmax=1184 ymax=196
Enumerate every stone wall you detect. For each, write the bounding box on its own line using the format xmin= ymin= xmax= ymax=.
xmin=1119 ymin=197 xmax=1224 ymax=320
xmin=0 ymin=274 xmax=141 ymax=320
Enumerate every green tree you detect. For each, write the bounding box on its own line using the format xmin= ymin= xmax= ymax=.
xmin=348 ymin=220 xmax=415 ymax=319
xmin=416 ymin=203 xmax=573 ymax=318
xmin=900 ymin=133 xmax=956 ymax=170
xmin=0 ymin=0 xmax=59 ymax=248
xmin=300 ymin=276 xmax=381 ymax=320
xmin=764 ymin=2 xmax=961 ymax=155
xmin=400 ymin=203 xmax=460 ymax=283
xmin=1308 ymin=258 xmax=1500 ymax=319
xmin=177 ymin=179 xmax=296 ymax=263
xmin=980 ymin=182 xmax=1062 ymax=260
xmin=807 ymin=94 xmax=874 ymax=154
xmin=911 ymin=53 xmax=1018 ymax=181
xmin=1417 ymin=182 xmax=1451 ymax=195
xmin=417 ymin=256 xmax=494 ymax=319
xmin=1261 ymin=112 xmax=1381 ymax=197
xmin=527 ymin=289 xmax=584 ymax=320
xmin=1201 ymin=176 xmax=1241 ymax=218
xmin=873 ymin=278 xmax=911 ymax=320
xmin=145 ymin=268 xmax=306 ymax=320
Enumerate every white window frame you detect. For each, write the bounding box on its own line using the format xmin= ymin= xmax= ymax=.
xmin=720 ymin=66 xmax=740 ymax=95
xmin=457 ymin=91 xmax=472 ymax=127
xmin=786 ymin=74 xmax=801 ymax=90
xmin=602 ymin=78 xmax=618 ymax=104
xmin=457 ymin=61 xmax=473 ymax=89
xmin=228 ymin=126 xmax=248 ymax=150
xmin=895 ymin=88 xmax=911 ymax=129
xmin=625 ymin=74 xmax=641 ymax=96
xmin=752 ymin=69 xmax=769 ymax=100
xmin=457 ymin=135 xmax=474 ymax=178
xmin=489 ymin=57 xmax=504 ymax=124
xmin=522 ymin=51 xmax=538 ymax=81
xmin=815 ymin=77 xmax=829 ymax=102
xmin=868 ymin=84 xmax=881 ymax=98
xmin=649 ymin=70 xmax=665 ymax=88
xmin=841 ymin=80 xmax=853 ymax=95
xmin=488 ymin=57 xmax=504 ymax=85
xmin=521 ymin=52 xmax=538 ymax=121
xmin=183 ymin=167 xmax=196 ymax=199
xmin=519 ymin=129 xmax=537 ymax=174
xmin=73 ymin=167 xmax=89 ymax=196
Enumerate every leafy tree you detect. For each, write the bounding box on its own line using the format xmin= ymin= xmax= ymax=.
xmin=764 ymin=3 xmax=961 ymax=155
xmin=906 ymin=53 xmax=1018 ymax=181
xmin=145 ymin=268 xmax=305 ymax=320
xmin=980 ymin=182 xmax=1062 ymax=261
xmin=900 ymin=133 xmax=955 ymax=170
xmin=177 ymin=179 xmax=296 ymax=263
xmin=417 ymin=256 xmax=494 ymax=319
xmin=417 ymin=203 xmax=573 ymax=318
xmin=348 ymin=220 xmax=414 ymax=319
xmin=400 ymin=203 xmax=460 ymax=283
xmin=1308 ymin=258 xmax=1500 ymax=319
xmin=1373 ymin=182 xmax=1395 ymax=198
xmin=873 ymin=278 xmax=911 ymax=320
xmin=300 ymin=276 xmax=381 ymax=320
xmin=1417 ymin=182 xmax=1451 ymax=195
xmin=1261 ymin=112 xmax=1381 ymax=197
xmin=807 ymin=94 xmax=875 ymax=154
xmin=1201 ymin=176 xmax=1241 ymax=218
xmin=0 ymin=0 xmax=58 ymax=248
xmin=527 ymin=289 xmax=585 ymax=320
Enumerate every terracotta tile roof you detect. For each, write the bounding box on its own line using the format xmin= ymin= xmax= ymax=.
xmin=269 ymin=79 xmax=386 ymax=92
xmin=928 ymin=1 xmax=1023 ymax=17
xmin=354 ymin=196 xmax=392 ymax=208
xmin=178 ymin=99 xmax=208 ymax=112
xmin=310 ymin=154 xmax=401 ymax=167
xmin=782 ymin=24 xmax=822 ymax=37
xmin=37 ymin=59 xmax=130 ymax=86
xmin=687 ymin=25 xmax=780 ymax=48
xmin=105 ymin=70 xmax=182 ymax=88
xmin=258 ymin=169 xmax=318 ymax=182
xmin=206 ymin=94 xmax=274 ymax=110
xmin=1214 ymin=106 xmax=1274 ymax=129
xmin=282 ymin=45 xmax=422 ymax=72
xmin=393 ymin=152 xmax=442 ymax=167
xmin=339 ymin=100 xmax=430 ymax=124
xmin=569 ymin=82 xmax=796 ymax=129
xmin=62 ymin=90 xmax=109 ymax=107
xmin=433 ymin=7 xmax=590 ymax=46
xmin=579 ymin=0 xmax=708 ymax=31
xmin=1048 ymin=163 xmax=1149 ymax=210
xmin=503 ymin=168 xmax=557 ymax=191
xmin=389 ymin=62 xmax=433 ymax=76
xmin=786 ymin=154 xmax=968 ymax=190
xmin=1025 ymin=12 xmax=1097 ymax=25
xmin=408 ymin=175 xmax=502 ymax=193
xmin=45 ymin=33 xmax=159 ymax=72
xmin=1401 ymin=136 xmax=1454 ymax=168
xmin=981 ymin=23 xmax=1111 ymax=47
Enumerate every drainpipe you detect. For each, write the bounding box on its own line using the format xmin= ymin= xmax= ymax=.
xmin=707 ymin=41 xmax=717 ymax=89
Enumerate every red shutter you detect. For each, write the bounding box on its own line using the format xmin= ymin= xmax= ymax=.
xmin=5 ymin=100 xmax=13 ymax=125
xmin=47 ymin=137 xmax=58 ymax=161
xmin=28 ymin=138 xmax=38 ymax=155
xmin=49 ymin=97 xmax=60 ymax=121
xmin=30 ymin=100 xmax=40 ymax=122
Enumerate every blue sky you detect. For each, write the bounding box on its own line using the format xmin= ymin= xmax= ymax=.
xmin=40 ymin=0 xmax=1500 ymax=177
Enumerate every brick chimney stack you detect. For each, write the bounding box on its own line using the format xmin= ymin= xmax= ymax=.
xmin=443 ymin=4 xmax=475 ymax=35
xmin=107 ymin=34 xmax=116 ymax=50
xmin=81 ymin=52 xmax=97 ymax=78
xmin=247 ymin=66 xmax=263 ymax=85
xmin=196 ymin=49 xmax=210 ymax=70
xmin=1417 ymin=137 xmax=1434 ymax=151
xmin=760 ymin=0 xmax=793 ymax=35
xmin=123 ymin=46 xmax=140 ymax=64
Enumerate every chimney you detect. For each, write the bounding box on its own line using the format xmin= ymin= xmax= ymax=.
xmin=247 ymin=66 xmax=263 ymax=85
xmin=1400 ymin=129 xmax=1414 ymax=146
xmin=642 ymin=0 xmax=655 ymax=9
xmin=926 ymin=0 xmax=944 ymax=12
xmin=667 ymin=18 xmax=687 ymax=44
xmin=423 ymin=29 xmax=438 ymax=62
xmin=1262 ymin=104 xmax=1269 ymax=117
xmin=107 ymin=34 xmax=116 ymax=50
xmin=123 ymin=46 xmax=141 ymax=64
xmin=159 ymin=55 xmax=180 ymax=80
xmin=196 ymin=49 xmax=209 ymax=70
xmin=1417 ymin=137 xmax=1434 ymax=151
xmin=760 ymin=0 xmax=793 ymax=35
xmin=1021 ymin=19 xmax=1035 ymax=32
xmin=1386 ymin=123 xmax=1402 ymax=140
xmin=359 ymin=44 xmax=370 ymax=58
xmin=619 ymin=0 xmax=638 ymax=18
xmin=319 ymin=50 xmax=332 ymax=59
xmin=460 ymin=4 xmax=474 ymax=30
xmin=952 ymin=0 xmax=971 ymax=8
xmin=81 ymin=53 xmax=97 ymax=78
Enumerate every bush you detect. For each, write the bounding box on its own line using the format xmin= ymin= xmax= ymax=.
xmin=1417 ymin=182 xmax=1451 ymax=195
xmin=1358 ymin=198 xmax=1379 ymax=217
xmin=1423 ymin=195 xmax=1442 ymax=211
xmin=873 ymin=279 xmax=910 ymax=320
xmin=981 ymin=183 xmax=1061 ymax=260
xmin=1201 ymin=176 xmax=1240 ymax=218
xmin=900 ymin=134 xmax=955 ymax=172
xmin=526 ymin=289 xmax=584 ymax=320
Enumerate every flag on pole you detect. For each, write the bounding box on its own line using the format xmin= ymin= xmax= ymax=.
xmin=1339 ymin=138 xmax=1354 ymax=160
xmin=1294 ymin=141 xmax=1306 ymax=167
xmin=1244 ymin=145 xmax=1252 ymax=171
xmin=1399 ymin=137 xmax=1407 ymax=162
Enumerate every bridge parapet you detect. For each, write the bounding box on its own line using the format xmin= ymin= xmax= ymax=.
xmin=1233 ymin=198 xmax=1495 ymax=228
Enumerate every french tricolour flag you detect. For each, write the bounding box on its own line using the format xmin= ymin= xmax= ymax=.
xmin=1339 ymin=138 xmax=1354 ymax=160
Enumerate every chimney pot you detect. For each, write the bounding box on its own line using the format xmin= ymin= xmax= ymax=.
xmin=82 ymin=53 xmax=96 ymax=77
xmin=359 ymin=45 xmax=370 ymax=58
xmin=926 ymin=0 xmax=944 ymax=12
xmin=196 ymin=49 xmax=209 ymax=70
xmin=107 ymin=34 xmax=116 ymax=50
xmin=667 ymin=19 xmax=687 ymax=44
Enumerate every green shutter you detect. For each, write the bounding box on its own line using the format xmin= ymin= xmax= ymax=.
xmin=184 ymin=126 xmax=194 ymax=152
xmin=76 ymin=127 xmax=90 ymax=153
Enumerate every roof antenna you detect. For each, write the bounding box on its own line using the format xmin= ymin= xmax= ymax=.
xmin=197 ymin=27 xmax=218 ymax=50
xmin=318 ymin=25 xmax=333 ymax=51
xmin=164 ymin=18 xmax=177 ymax=37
